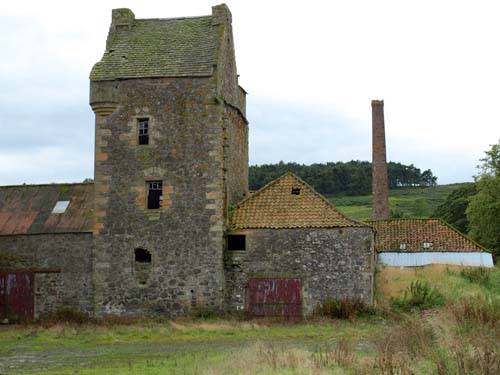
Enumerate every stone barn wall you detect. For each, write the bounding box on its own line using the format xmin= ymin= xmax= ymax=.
xmin=225 ymin=227 xmax=375 ymax=316
xmin=0 ymin=233 xmax=93 ymax=317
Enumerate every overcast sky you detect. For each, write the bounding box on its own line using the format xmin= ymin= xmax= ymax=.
xmin=1 ymin=0 xmax=499 ymax=186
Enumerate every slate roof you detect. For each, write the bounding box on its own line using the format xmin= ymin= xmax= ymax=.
xmin=370 ymin=219 xmax=486 ymax=253
xmin=0 ymin=184 xmax=93 ymax=235
xmin=231 ymin=173 xmax=366 ymax=229
xmin=90 ymin=16 xmax=217 ymax=81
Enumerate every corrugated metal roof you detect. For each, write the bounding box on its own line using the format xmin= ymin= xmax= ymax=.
xmin=370 ymin=219 xmax=487 ymax=253
xmin=0 ymin=183 xmax=93 ymax=235
xmin=231 ymin=172 xmax=366 ymax=229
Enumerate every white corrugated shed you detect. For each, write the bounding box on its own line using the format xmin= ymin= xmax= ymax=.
xmin=378 ymin=252 xmax=494 ymax=267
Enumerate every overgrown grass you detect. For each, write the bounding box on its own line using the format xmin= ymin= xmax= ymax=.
xmin=2 ymin=265 xmax=500 ymax=375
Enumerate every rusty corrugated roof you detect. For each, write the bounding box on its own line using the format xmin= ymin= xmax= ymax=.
xmin=0 ymin=183 xmax=93 ymax=235
xmin=370 ymin=219 xmax=487 ymax=253
xmin=231 ymin=172 xmax=366 ymax=229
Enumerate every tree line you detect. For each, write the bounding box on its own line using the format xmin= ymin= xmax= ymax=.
xmin=249 ymin=161 xmax=437 ymax=196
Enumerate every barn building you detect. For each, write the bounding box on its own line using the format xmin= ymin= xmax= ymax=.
xmin=0 ymin=5 xmax=375 ymax=321
xmin=371 ymin=219 xmax=493 ymax=267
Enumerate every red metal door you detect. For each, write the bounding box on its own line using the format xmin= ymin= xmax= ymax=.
xmin=0 ymin=272 xmax=34 ymax=320
xmin=246 ymin=278 xmax=302 ymax=318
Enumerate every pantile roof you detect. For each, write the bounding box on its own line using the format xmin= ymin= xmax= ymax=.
xmin=370 ymin=219 xmax=486 ymax=253
xmin=231 ymin=173 xmax=366 ymax=229
xmin=0 ymin=183 xmax=93 ymax=235
xmin=90 ymin=15 xmax=217 ymax=81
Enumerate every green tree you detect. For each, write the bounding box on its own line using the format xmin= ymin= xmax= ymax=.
xmin=433 ymin=183 xmax=477 ymax=233
xmin=467 ymin=141 xmax=500 ymax=260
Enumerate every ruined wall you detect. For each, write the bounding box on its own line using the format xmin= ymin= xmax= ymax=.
xmin=0 ymin=233 xmax=93 ymax=316
xmin=225 ymin=228 xmax=374 ymax=316
xmin=91 ymin=77 xmax=227 ymax=317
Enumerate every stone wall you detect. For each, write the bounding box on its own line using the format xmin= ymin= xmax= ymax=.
xmin=223 ymin=104 xmax=248 ymax=210
xmin=0 ymin=233 xmax=93 ymax=316
xmin=91 ymin=76 xmax=227 ymax=317
xmin=225 ymin=227 xmax=374 ymax=316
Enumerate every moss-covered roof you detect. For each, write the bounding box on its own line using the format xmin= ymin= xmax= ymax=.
xmin=231 ymin=173 xmax=366 ymax=229
xmin=90 ymin=16 xmax=217 ymax=81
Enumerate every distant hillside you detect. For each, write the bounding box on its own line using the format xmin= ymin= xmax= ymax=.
xmin=330 ymin=183 xmax=472 ymax=222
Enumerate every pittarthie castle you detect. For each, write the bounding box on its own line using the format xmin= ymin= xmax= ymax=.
xmin=0 ymin=5 xmax=374 ymax=318
xmin=0 ymin=5 xmax=490 ymax=320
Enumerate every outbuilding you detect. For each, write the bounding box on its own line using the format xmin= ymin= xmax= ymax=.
xmin=225 ymin=173 xmax=375 ymax=317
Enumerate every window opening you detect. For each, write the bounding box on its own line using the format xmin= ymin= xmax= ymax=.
xmin=135 ymin=248 xmax=151 ymax=263
xmin=51 ymin=200 xmax=70 ymax=214
xmin=291 ymin=188 xmax=301 ymax=195
xmin=400 ymin=243 xmax=407 ymax=250
xmin=228 ymin=235 xmax=246 ymax=251
xmin=423 ymin=242 xmax=433 ymax=249
xmin=147 ymin=181 xmax=163 ymax=209
xmin=138 ymin=118 xmax=149 ymax=145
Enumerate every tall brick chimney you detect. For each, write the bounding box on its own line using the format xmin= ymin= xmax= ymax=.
xmin=372 ymin=100 xmax=390 ymax=220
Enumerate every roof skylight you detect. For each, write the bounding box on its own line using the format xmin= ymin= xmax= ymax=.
xmin=52 ymin=200 xmax=70 ymax=214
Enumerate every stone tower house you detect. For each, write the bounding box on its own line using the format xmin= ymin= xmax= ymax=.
xmin=89 ymin=5 xmax=248 ymax=316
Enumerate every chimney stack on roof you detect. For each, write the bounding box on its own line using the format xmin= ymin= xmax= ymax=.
xmin=371 ymin=100 xmax=390 ymax=220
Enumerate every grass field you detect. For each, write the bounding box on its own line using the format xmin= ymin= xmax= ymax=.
xmin=1 ymin=265 xmax=499 ymax=375
xmin=329 ymin=183 xmax=471 ymax=221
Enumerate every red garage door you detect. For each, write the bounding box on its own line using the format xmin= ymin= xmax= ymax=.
xmin=0 ymin=272 xmax=34 ymax=321
xmin=246 ymin=278 xmax=302 ymax=318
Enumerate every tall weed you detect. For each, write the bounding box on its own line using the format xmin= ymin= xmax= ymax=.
xmin=392 ymin=280 xmax=445 ymax=311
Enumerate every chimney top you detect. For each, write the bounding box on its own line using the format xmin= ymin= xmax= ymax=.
xmin=371 ymin=100 xmax=384 ymax=106
xmin=111 ymin=8 xmax=135 ymax=31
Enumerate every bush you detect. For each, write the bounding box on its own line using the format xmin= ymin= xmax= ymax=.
xmin=313 ymin=297 xmax=373 ymax=320
xmin=392 ymin=281 xmax=445 ymax=311
xmin=460 ymin=267 xmax=491 ymax=286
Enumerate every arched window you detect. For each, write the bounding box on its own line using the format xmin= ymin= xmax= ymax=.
xmin=134 ymin=248 xmax=152 ymax=263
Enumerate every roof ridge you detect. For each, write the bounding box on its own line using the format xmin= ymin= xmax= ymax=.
xmin=0 ymin=182 xmax=94 ymax=189
xmin=135 ymin=15 xmax=212 ymax=22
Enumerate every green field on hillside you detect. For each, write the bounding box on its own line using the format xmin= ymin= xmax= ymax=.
xmin=329 ymin=183 xmax=471 ymax=221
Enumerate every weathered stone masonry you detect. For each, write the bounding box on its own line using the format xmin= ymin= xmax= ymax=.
xmin=225 ymin=228 xmax=374 ymax=316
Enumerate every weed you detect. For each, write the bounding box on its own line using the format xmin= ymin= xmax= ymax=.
xmin=313 ymin=297 xmax=372 ymax=319
xmin=38 ymin=306 xmax=93 ymax=326
xmin=449 ymin=296 xmax=500 ymax=331
xmin=392 ymin=280 xmax=445 ymax=311
xmin=460 ymin=267 xmax=491 ymax=286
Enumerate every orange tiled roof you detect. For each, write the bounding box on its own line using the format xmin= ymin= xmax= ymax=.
xmin=231 ymin=173 xmax=366 ymax=229
xmin=370 ymin=219 xmax=487 ymax=252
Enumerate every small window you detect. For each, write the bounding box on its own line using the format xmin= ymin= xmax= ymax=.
xmin=52 ymin=200 xmax=70 ymax=214
xmin=135 ymin=248 xmax=151 ymax=263
xmin=291 ymin=188 xmax=301 ymax=195
xmin=138 ymin=118 xmax=149 ymax=145
xmin=423 ymin=242 xmax=433 ymax=249
xmin=399 ymin=243 xmax=407 ymax=250
xmin=228 ymin=235 xmax=246 ymax=251
xmin=147 ymin=181 xmax=163 ymax=209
